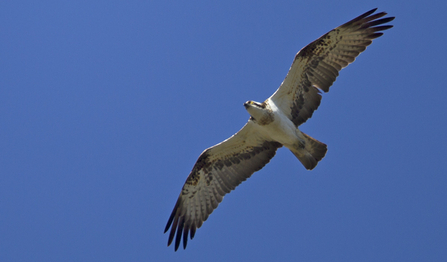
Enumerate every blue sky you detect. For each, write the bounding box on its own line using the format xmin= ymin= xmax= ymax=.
xmin=1 ymin=1 xmax=446 ymax=261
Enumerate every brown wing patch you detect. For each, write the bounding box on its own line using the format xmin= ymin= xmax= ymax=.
xmin=299 ymin=30 xmax=337 ymax=58
xmin=289 ymin=77 xmax=322 ymax=126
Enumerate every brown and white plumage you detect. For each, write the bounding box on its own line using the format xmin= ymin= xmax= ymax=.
xmin=165 ymin=8 xmax=394 ymax=251
xmin=270 ymin=8 xmax=394 ymax=127
xmin=165 ymin=122 xmax=282 ymax=250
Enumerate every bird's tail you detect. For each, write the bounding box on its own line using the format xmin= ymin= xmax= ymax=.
xmin=290 ymin=132 xmax=327 ymax=170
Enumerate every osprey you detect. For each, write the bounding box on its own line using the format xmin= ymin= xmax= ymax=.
xmin=165 ymin=8 xmax=394 ymax=251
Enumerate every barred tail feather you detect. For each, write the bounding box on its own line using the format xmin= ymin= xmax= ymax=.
xmin=290 ymin=132 xmax=327 ymax=170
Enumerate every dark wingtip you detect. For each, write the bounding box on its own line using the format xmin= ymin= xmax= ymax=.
xmin=387 ymin=16 xmax=396 ymax=22
xmin=174 ymin=216 xmax=184 ymax=251
xmin=190 ymin=225 xmax=196 ymax=239
xmin=165 ymin=200 xmax=179 ymax=234
xmin=182 ymin=226 xmax=189 ymax=250
xmin=167 ymin=214 xmax=179 ymax=248
xmin=341 ymin=8 xmax=383 ymax=28
xmin=164 ymin=220 xmax=171 ymax=234
xmin=366 ymin=8 xmax=378 ymax=15
xmin=354 ymin=8 xmax=378 ymax=22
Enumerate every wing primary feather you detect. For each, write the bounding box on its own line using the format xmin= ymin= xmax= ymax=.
xmin=174 ymin=216 xmax=184 ymax=251
xmin=164 ymin=200 xmax=179 ymax=233
xmin=196 ymin=219 xmax=203 ymax=228
xmin=210 ymin=191 xmax=218 ymax=209
xmin=183 ymin=224 xmax=189 ymax=249
xmin=190 ymin=224 xmax=196 ymax=239
xmin=164 ymin=214 xmax=173 ymax=234
xmin=342 ymin=8 xmax=378 ymax=25
xmin=367 ymin=33 xmax=384 ymax=39
xmin=204 ymin=190 xmax=214 ymax=216
xmin=353 ymin=12 xmax=387 ymax=25
xmin=370 ymin=25 xmax=394 ymax=32
xmin=360 ymin=17 xmax=395 ymax=29
xmin=167 ymin=215 xmax=178 ymax=247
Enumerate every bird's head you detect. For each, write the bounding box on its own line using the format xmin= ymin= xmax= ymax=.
xmin=244 ymin=101 xmax=268 ymax=122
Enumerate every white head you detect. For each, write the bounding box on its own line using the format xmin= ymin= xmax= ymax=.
xmin=243 ymin=101 xmax=273 ymax=125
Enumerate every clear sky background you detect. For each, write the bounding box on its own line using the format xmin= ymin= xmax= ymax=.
xmin=1 ymin=1 xmax=446 ymax=261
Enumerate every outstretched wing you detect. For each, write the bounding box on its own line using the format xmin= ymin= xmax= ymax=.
xmin=164 ymin=121 xmax=282 ymax=251
xmin=269 ymin=8 xmax=395 ymax=127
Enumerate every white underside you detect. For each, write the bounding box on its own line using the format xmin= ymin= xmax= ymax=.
xmin=259 ymin=100 xmax=304 ymax=148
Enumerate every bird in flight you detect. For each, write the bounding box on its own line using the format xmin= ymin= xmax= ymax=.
xmin=165 ymin=8 xmax=394 ymax=251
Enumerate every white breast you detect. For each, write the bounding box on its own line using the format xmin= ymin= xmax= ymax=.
xmin=263 ymin=100 xmax=300 ymax=147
